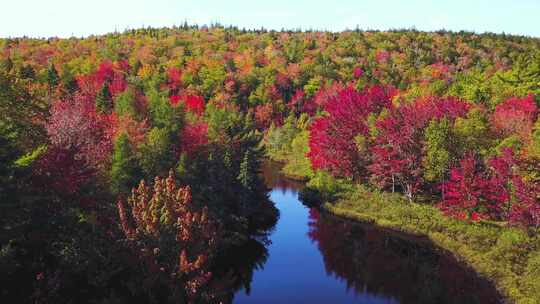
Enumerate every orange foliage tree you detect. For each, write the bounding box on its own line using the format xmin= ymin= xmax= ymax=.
xmin=117 ymin=170 xmax=219 ymax=301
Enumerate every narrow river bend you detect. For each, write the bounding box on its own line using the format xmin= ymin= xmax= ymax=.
xmin=228 ymin=163 xmax=501 ymax=303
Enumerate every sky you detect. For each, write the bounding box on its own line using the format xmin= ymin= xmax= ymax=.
xmin=2 ymin=0 xmax=539 ymax=38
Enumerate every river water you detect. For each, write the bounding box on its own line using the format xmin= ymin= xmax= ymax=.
xmin=227 ymin=163 xmax=501 ymax=303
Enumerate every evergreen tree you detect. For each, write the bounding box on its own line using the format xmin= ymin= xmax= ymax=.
xmin=114 ymin=88 xmax=138 ymax=118
xmin=110 ymin=133 xmax=139 ymax=195
xmin=237 ymin=150 xmax=256 ymax=192
xmin=46 ymin=64 xmax=59 ymax=88
xmin=96 ymin=82 xmax=113 ymax=114
xmin=175 ymin=152 xmax=190 ymax=183
xmin=138 ymin=127 xmax=174 ymax=178
xmin=147 ymin=88 xmax=183 ymax=132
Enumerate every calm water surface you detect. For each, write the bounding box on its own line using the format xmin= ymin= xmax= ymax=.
xmin=229 ymin=163 xmax=501 ymax=304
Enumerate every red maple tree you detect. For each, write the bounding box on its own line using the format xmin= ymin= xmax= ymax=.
xmin=308 ymin=85 xmax=395 ymax=178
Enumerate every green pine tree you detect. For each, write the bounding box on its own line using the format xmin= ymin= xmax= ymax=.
xmin=46 ymin=64 xmax=59 ymax=88
xmin=237 ymin=150 xmax=256 ymax=191
xmin=95 ymin=82 xmax=113 ymax=114
xmin=114 ymin=88 xmax=137 ymax=118
xmin=110 ymin=133 xmax=139 ymax=195
xmin=138 ymin=127 xmax=174 ymax=178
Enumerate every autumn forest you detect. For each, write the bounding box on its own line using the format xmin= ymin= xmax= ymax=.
xmin=2 ymin=25 xmax=540 ymax=303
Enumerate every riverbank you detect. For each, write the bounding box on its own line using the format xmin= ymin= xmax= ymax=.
xmin=319 ymin=185 xmax=540 ymax=304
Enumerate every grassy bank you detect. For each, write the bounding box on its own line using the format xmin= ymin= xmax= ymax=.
xmin=319 ymin=185 xmax=540 ymax=304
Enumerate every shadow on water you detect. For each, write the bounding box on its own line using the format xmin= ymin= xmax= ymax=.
xmin=308 ymin=210 xmax=502 ymax=304
xmin=222 ymin=161 xmax=502 ymax=303
xmin=205 ymin=239 xmax=270 ymax=303
xmin=259 ymin=161 xmax=305 ymax=194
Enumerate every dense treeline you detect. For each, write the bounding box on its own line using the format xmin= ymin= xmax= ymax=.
xmin=299 ymin=85 xmax=540 ymax=227
xmin=1 ymin=26 xmax=540 ymax=302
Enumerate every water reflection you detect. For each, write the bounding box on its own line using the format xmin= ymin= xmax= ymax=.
xmin=308 ymin=210 xmax=502 ymax=304
xmin=206 ymin=239 xmax=270 ymax=303
xmin=260 ymin=161 xmax=304 ymax=195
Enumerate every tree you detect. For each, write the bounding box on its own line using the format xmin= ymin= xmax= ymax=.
xmin=0 ymin=68 xmax=46 ymax=145
xmin=112 ymin=114 xmax=149 ymax=148
xmin=46 ymin=93 xmax=113 ymax=170
xmin=255 ymin=102 xmax=281 ymax=130
xmin=78 ymin=60 xmax=128 ymax=98
xmin=110 ymin=133 xmax=139 ymax=195
xmin=198 ymin=65 xmax=226 ymax=99
xmin=283 ymin=130 xmax=313 ymax=178
xmin=114 ymin=88 xmax=138 ymax=118
xmin=33 ymin=146 xmax=95 ymax=196
xmin=423 ymin=118 xmax=454 ymax=197
xmin=147 ymin=88 xmax=184 ymax=132
xmin=308 ymin=85 xmax=395 ymax=178
xmin=60 ymin=65 xmax=79 ymax=94
xmin=183 ymin=94 xmax=205 ymax=116
xmin=166 ymin=66 xmax=182 ymax=94
xmin=438 ymin=148 xmax=539 ymax=225
xmin=484 ymin=149 xmax=516 ymax=219
xmin=237 ymin=150 xmax=256 ymax=192
xmin=353 ymin=67 xmax=364 ymax=79
xmin=138 ymin=127 xmax=175 ymax=177
xmin=95 ymin=82 xmax=113 ymax=114
xmin=236 ymin=149 xmax=266 ymax=217
xmin=117 ymin=170 xmax=219 ymax=301
xmin=491 ymin=94 xmax=538 ymax=139
xmin=0 ymin=68 xmax=46 ymax=200
xmin=46 ymin=64 xmax=59 ymax=88
xmin=264 ymin=114 xmax=300 ymax=160
xmin=312 ymin=82 xmax=346 ymax=109
xmin=508 ymin=176 xmax=540 ymax=228
xmin=487 ymin=148 xmax=538 ymax=224
xmin=453 ymin=107 xmax=491 ymax=156
xmin=370 ymin=96 xmax=469 ymax=201
xmin=180 ymin=122 xmax=208 ymax=155
xmin=287 ymin=90 xmax=308 ymax=116
xmin=437 ymin=154 xmax=493 ymax=221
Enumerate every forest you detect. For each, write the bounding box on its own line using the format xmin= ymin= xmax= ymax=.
xmin=1 ymin=25 xmax=540 ymax=303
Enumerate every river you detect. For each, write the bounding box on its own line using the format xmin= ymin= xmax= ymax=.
xmin=227 ymin=163 xmax=502 ymax=303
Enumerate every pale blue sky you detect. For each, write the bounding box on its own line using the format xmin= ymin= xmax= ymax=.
xmin=2 ymin=0 xmax=539 ymax=38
